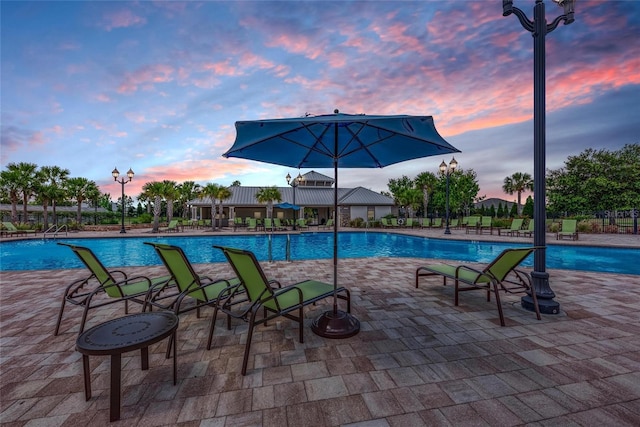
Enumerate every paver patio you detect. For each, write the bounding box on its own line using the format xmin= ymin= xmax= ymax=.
xmin=1 ymin=228 xmax=639 ymax=426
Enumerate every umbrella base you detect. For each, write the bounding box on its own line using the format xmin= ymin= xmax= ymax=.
xmin=311 ymin=309 xmax=360 ymax=339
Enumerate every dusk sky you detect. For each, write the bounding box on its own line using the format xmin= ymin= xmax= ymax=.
xmin=1 ymin=1 xmax=639 ymax=203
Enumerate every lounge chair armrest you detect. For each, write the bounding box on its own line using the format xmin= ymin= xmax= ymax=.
xmin=455 ymin=265 xmax=493 ymax=283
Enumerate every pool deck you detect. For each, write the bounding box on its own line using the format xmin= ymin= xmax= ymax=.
xmin=1 ymin=227 xmax=639 ymax=426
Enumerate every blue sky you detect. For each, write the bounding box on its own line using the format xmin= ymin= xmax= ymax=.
xmin=1 ymin=1 xmax=638 ymax=202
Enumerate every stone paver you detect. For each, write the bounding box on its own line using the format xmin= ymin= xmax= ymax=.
xmin=1 ymin=228 xmax=639 ymax=425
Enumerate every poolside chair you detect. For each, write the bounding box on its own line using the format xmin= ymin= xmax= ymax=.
xmin=162 ymin=219 xmax=180 ymax=233
xmin=2 ymin=221 xmax=35 ymax=236
xmin=449 ymin=218 xmax=459 ymax=229
xmin=296 ymin=218 xmax=309 ymax=229
xmin=381 ymin=218 xmax=391 ymax=228
xmin=498 ymin=218 xmax=524 ymax=236
xmin=54 ymin=243 xmax=173 ymax=336
xmin=144 ymin=242 xmax=240 ymax=356
xmin=390 ymin=218 xmax=400 ymax=227
xmin=478 ymin=216 xmax=493 ymax=234
xmin=430 ymin=218 xmax=443 ymax=228
xmin=557 ymin=219 xmax=578 ymax=241
xmin=518 ymin=220 xmax=534 ymax=237
xmin=415 ymin=247 xmax=541 ymax=326
xmin=264 ymin=218 xmax=275 ymax=232
xmin=210 ymin=246 xmax=352 ymax=375
xmin=321 ymin=218 xmax=334 ymax=229
xmin=246 ymin=218 xmax=258 ymax=231
xmin=465 ymin=216 xmax=481 ymax=234
xmin=273 ymin=218 xmax=287 ymax=230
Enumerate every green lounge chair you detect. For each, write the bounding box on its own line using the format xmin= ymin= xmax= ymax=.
xmin=54 ymin=243 xmax=172 ymax=336
xmin=144 ymin=243 xmax=240 ymax=357
xmin=322 ymin=218 xmax=334 ymax=229
xmin=518 ymin=220 xmax=534 ymax=237
xmin=2 ymin=221 xmax=35 ymax=237
xmin=419 ymin=218 xmax=430 ymax=228
xmin=449 ymin=218 xmax=459 ymax=229
xmin=430 ymin=218 xmax=443 ymax=228
xmin=210 ymin=246 xmax=351 ymax=375
xmin=498 ymin=218 xmax=524 ymax=236
xmin=557 ymin=219 xmax=578 ymax=240
xmin=162 ymin=219 xmax=180 ymax=232
xmin=273 ymin=218 xmax=287 ymax=230
xmin=296 ymin=218 xmax=309 ymax=229
xmin=464 ymin=216 xmax=481 ymax=234
xmin=246 ymin=218 xmax=258 ymax=231
xmin=478 ymin=216 xmax=494 ymax=234
xmin=390 ymin=218 xmax=400 ymax=227
xmin=380 ymin=218 xmax=391 ymax=228
xmin=263 ymin=218 xmax=275 ymax=232
xmin=415 ymin=247 xmax=541 ymax=326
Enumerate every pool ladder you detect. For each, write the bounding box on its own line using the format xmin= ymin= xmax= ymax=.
xmin=43 ymin=224 xmax=68 ymax=239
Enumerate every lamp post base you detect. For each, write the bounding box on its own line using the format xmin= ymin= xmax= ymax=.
xmin=521 ymin=270 xmax=560 ymax=315
xmin=444 ymin=227 xmax=451 ymax=235
xmin=311 ymin=309 xmax=360 ymax=339
xmin=522 ymin=295 xmax=559 ymax=315
xmin=119 ymin=228 xmax=126 ymax=234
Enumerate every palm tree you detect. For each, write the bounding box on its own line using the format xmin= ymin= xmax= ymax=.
xmin=66 ymin=177 xmax=98 ymax=226
xmin=178 ymin=181 xmax=201 ymax=219
xmin=1 ymin=162 xmax=38 ymax=224
xmin=142 ymin=181 xmax=165 ymax=232
xmin=37 ymin=165 xmax=69 ymax=227
xmin=85 ymin=185 xmax=102 ymax=225
xmin=502 ymin=172 xmax=534 ymax=216
xmin=0 ymin=167 xmax=22 ymax=223
xmin=161 ymin=180 xmax=179 ymax=223
xmin=414 ymin=171 xmax=437 ymax=217
xmin=255 ymin=186 xmax=282 ymax=220
xmin=201 ymin=183 xmax=222 ymax=231
xmin=213 ymin=186 xmax=232 ymax=230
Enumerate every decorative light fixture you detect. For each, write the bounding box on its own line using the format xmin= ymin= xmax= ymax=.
xmin=112 ymin=167 xmax=134 ymax=234
xmin=502 ymin=0 xmax=575 ymax=315
xmin=439 ymin=157 xmax=458 ymax=235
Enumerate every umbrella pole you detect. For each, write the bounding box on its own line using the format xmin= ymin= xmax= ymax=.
xmin=311 ymin=122 xmax=360 ymax=339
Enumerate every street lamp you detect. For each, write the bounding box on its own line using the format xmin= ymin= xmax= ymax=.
xmin=503 ymin=0 xmax=574 ymax=315
xmin=286 ymin=172 xmax=303 ymax=230
xmin=112 ymin=167 xmax=134 ymax=234
xmin=439 ymin=157 xmax=458 ymax=235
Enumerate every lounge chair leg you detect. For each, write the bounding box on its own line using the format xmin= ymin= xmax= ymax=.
xmin=79 ymin=305 xmax=91 ymax=335
xmin=54 ymin=298 xmax=67 ymax=336
xmin=454 ymin=279 xmax=459 ymax=306
xmin=124 ymin=300 xmax=129 ymax=314
xmin=493 ymin=283 xmax=506 ymax=327
xmin=207 ymin=306 xmax=219 ymax=350
xmin=242 ymin=310 xmax=259 ymax=376
xmin=298 ymin=306 xmax=304 ymax=343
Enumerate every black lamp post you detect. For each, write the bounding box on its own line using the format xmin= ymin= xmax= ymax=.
xmin=439 ymin=157 xmax=458 ymax=235
xmin=112 ymin=167 xmax=134 ymax=234
xmin=286 ymin=172 xmax=303 ymax=230
xmin=503 ymin=0 xmax=574 ymax=315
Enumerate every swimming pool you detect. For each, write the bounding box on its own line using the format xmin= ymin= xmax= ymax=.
xmin=1 ymin=232 xmax=638 ymax=274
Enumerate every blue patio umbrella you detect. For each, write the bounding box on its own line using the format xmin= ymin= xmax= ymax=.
xmin=274 ymin=202 xmax=301 ymax=210
xmin=224 ymin=110 xmax=460 ymax=338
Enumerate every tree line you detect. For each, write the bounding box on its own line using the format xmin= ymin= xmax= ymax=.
xmin=1 ymin=144 xmax=637 ymax=230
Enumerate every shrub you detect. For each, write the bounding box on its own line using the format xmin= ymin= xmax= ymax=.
xmin=350 ymin=217 xmax=365 ymax=228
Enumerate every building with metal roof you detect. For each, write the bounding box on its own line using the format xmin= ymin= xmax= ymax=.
xmin=189 ymin=171 xmax=394 ymax=226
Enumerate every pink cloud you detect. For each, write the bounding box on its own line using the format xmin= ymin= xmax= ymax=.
xmin=117 ymin=64 xmax=175 ymax=94
xmin=101 ymin=9 xmax=146 ymax=31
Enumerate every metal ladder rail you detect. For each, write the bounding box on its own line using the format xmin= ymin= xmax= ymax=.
xmin=43 ymin=224 xmax=68 ymax=239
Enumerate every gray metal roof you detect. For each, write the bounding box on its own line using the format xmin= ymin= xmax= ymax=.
xmin=190 ymin=185 xmax=394 ymax=207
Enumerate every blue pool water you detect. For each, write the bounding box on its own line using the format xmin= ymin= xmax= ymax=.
xmin=1 ymin=232 xmax=638 ymax=275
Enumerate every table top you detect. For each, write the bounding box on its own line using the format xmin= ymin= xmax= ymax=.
xmin=76 ymin=312 xmax=178 ymax=355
